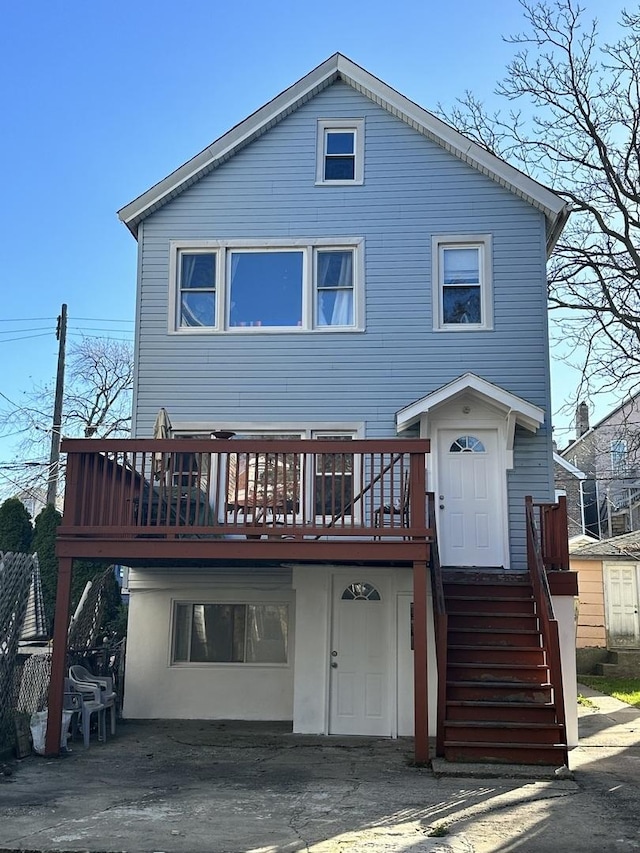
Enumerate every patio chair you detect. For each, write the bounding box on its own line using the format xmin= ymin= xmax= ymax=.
xmin=69 ymin=665 xmax=117 ymax=737
xmin=64 ymin=677 xmax=106 ymax=747
xmin=374 ymin=473 xmax=411 ymax=539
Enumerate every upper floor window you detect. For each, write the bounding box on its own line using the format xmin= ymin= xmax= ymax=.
xmin=316 ymin=119 xmax=364 ymax=185
xmin=611 ymin=439 xmax=628 ymax=476
xmin=170 ymin=239 xmax=363 ymax=333
xmin=179 ymin=251 xmax=217 ymax=327
xmin=432 ymin=235 xmax=493 ymax=331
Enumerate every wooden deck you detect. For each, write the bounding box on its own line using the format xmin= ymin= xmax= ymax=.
xmin=56 ymin=437 xmax=433 ymax=564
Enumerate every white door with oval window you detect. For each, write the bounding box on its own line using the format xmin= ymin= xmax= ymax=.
xmin=329 ymin=578 xmax=390 ymax=736
xmin=437 ymin=428 xmax=505 ymax=568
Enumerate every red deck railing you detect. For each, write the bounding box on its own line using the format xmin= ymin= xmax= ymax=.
xmin=58 ymin=438 xmax=431 ymax=546
xmin=525 ymin=495 xmax=569 ymax=765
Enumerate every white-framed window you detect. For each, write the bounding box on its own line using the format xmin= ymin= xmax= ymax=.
xmin=432 ymin=235 xmax=493 ymax=331
xmin=169 ymin=239 xmax=363 ymax=333
xmin=311 ymin=431 xmax=355 ymax=518
xmin=611 ymin=439 xmax=628 ymax=476
xmin=172 ymin=602 xmax=289 ymax=664
xmin=316 ymin=119 xmax=364 ymax=185
xmin=178 ymin=250 xmax=218 ymax=328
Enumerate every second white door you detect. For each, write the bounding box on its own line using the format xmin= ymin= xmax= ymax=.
xmin=329 ymin=576 xmax=390 ymax=735
xmin=437 ymin=428 xmax=505 ymax=568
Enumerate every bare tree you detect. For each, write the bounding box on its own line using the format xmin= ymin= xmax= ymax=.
xmin=438 ymin=1 xmax=640 ymax=405
xmin=0 ymin=337 xmax=133 ymax=500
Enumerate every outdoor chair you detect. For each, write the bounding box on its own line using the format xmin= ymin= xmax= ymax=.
xmin=63 ymin=677 xmax=106 ymax=747
xmin=68 ymin=665 xmax=117 ymax=737
xmin=374 ymin=474 xmax=411 ymax=539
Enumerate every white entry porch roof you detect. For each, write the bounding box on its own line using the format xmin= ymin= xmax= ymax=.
xmin=396 ymin=373 xmax=545 ymax=434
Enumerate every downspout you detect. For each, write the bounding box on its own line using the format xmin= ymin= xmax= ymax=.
xmin=579 ymin=479 xmax=586 ymax=536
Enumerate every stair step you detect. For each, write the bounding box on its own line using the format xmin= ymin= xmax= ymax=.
xmin=440 ymin=572 xmax=567 ymax=766
xmin=448 ymin=628 xmax=542 ymax=647
xmin=446 ymin=700 xmax=559 ymax=724
xmin=443 ymin=583 xmax=534 ymax=600
xmin=447 ymin=681 xmax=552 ymax=703
xmin=444 ymin=721 xmax=564 ymax=744
xmin=448 ymin=645 xmax=546 ymax=665
xmin=444 ymin=596 xmax=536 ymax=614
xmin=447 ymin=663 xmax=549 ymax=684
xmin=448 ymin=612 xmax=539 ymax=631
xmin=443 ymin=741 xmax=567 ymax=766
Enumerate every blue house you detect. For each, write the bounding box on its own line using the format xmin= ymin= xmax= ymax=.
xmin=50 ymin=54 xmax=577 ymax=765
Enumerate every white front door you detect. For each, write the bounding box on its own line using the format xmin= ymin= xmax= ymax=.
xmin=437 ymin=429 xmax=505 ymax=567
xmin=605 ymin=564 xmax=640 ymax=648
xmin=329 ymin=576 xmax=390 ymax=735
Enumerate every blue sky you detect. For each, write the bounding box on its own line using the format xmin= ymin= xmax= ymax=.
xmin=0 ymin=0 xmax=623 ymax=478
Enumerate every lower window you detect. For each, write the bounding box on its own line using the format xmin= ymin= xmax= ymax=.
xmin=172 ymin=602 xmax=289 ymax=664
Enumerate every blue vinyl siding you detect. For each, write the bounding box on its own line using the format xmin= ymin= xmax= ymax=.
xmin=132 ymin=81 xmax=554 ymax=566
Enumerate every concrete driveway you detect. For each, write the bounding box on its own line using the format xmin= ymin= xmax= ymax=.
xmin=0 ymin=688 xmax=638 ymax=853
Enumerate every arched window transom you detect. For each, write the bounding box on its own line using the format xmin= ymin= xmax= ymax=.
xmin=449 ymin=435 xmax=485 ymax=453
xmin=341 ymin=582 xmax=381 ymax=601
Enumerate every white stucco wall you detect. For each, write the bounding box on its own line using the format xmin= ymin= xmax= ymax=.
xmin=124 ymin=563 xmax=439 ymax=737
xmin=552 ymin=594 xmax=579 ymax=749
xmin=123 ymin=568 xmax=295 ymax=720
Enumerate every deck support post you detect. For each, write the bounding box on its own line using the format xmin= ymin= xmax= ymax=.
xmin=413 ymin=558 xmax=429 ymax=764
xmin=44 ymin=556 xmax=74 ymax=756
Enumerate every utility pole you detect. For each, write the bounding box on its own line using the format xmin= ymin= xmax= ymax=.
xmin=46 ymin=304 xmax=67 ymax=506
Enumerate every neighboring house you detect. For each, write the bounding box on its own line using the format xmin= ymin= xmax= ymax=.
xmin=570 ymin=531 xmax=640 ymax=672
xmin=560 ymin=396 xmax=640 ymax=539
xmin=553 ymin=451 xmax=587 ymax=538
xmin=50 ymin=54 xmax=577 ymax=765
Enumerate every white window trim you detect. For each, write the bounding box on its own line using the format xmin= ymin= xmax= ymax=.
xmin=168 ymin=238 xmax=364 ymax=334
xmin=315 ymin=118 xmax=365 ymax=186
xmin=610 ymin=439 xmax=628 ymax=475
xmin=170 ymin=599 xmax=290 ymax=667
xmin=432 ymin=234 xmax=493 ymax=332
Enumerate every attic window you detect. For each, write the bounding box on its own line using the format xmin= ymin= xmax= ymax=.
xmin=316 ymin=119 xmax=364 ymax=185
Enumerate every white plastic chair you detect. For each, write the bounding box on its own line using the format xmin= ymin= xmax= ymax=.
xmin=69 ymin=665 xmax=117 ymax=737
xmin=64 ymin=677 xmax=105 ymax=747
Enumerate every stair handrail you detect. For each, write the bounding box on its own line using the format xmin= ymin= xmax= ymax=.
xmin=525 ymin=495 xmax=568 ymax=764
xmin=427 ymin=492 xmax=448 ymax=757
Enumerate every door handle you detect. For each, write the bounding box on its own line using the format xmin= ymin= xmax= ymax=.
xmin=331 ymin=661 xmax=338 ymax=669
xmin=439 ymin=504 xmax=445 ymax=510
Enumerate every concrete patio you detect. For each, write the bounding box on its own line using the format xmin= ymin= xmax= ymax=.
xmin=0 ymin=686 xmax=638 ymax=853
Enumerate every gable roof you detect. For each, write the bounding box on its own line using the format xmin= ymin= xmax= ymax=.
xmin=554 ymin=452 xmax=586 ymax=479
xmin=570 ymin=529 xmax=640 ymax=559
xmin=396 ymin=372 xmax=545 ymax=434
xmin=118 ymin=53 xmax=570 ymax=248
xmin=561 ymin=392 xmax=640 ymax=457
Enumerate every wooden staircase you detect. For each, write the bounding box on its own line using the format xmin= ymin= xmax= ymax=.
xmin=441 ymin=571 xmax=568 ymax=766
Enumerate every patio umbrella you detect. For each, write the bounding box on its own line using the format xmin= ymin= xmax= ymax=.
xmin=153 ymin=408 xmax=172 ymax=479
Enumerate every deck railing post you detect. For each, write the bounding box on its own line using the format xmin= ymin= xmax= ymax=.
xmin=413 ymin=559 xmax=429 ymax=764
xmin=44 ymin=556 xmax=73 ymax=756
xmin=409 ymin=452 xmax=426 ymax=538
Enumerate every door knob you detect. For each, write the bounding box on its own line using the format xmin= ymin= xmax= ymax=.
xmin=439 ymin=504 xmax=445 ymax=510
xmin=331 ymin=662 xmax=338 ymax=668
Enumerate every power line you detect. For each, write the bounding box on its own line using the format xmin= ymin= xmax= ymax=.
xmin=74 ymin=317 xmax=134 ymax=323
xmin=0 ymin=316 xmax=134 ymax=324
xmin=69 ymin=326 xmax=134 ymax=335
xmin=0 ymin=332 xmax=54 ymax=344
xmin=0 ymin=326 xmax=53 ymax=335
xmin=0 ymin=317 xmax=56 ymax=323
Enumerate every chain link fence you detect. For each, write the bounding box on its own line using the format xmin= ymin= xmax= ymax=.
xmin=1 ymin=561 xmax=126 ymax=758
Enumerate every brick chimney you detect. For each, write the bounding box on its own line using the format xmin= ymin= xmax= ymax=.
xmin=576 ymin=401 xmax=590 ymax=438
